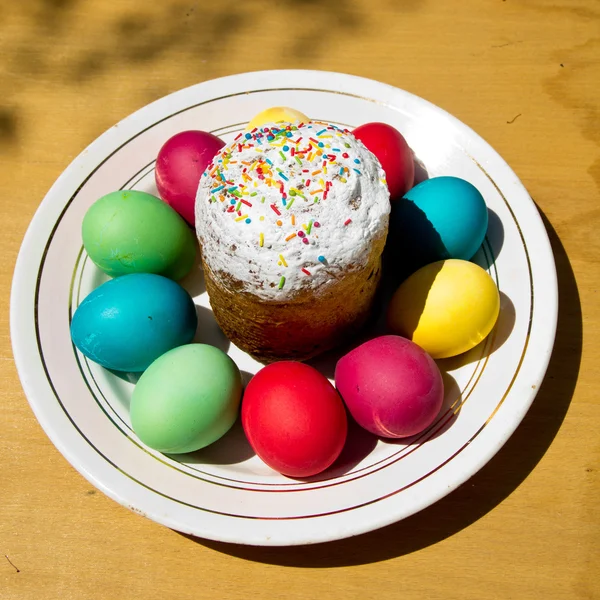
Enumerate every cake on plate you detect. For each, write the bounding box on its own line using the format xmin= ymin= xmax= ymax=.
xmin=195 ymin=121 xmax=390 ymax=362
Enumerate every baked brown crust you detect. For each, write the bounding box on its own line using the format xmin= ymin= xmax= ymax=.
xmin=203 ymin=230 xmax=387 ymax=362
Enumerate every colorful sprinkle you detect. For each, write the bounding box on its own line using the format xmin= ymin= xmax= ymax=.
xmin=205 ymin=124 xmax=366 ymax=293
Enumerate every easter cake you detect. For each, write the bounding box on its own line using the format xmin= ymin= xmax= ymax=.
xmin=195 ymin=121 xmax=390 ymax=362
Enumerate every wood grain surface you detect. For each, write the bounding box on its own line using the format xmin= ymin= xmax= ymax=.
xmin=1 ymin=1 xmax=598 ymax=598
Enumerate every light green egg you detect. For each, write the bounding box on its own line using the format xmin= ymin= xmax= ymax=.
xmin=82 ymin=190 xmax=196 ymax=280
xmin=130 ymin=344 xmax=243 ymax=454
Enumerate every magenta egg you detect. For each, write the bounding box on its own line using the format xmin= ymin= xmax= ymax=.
xmin=155 ymin=130 xmax=225 ymax=226
xmin=335 ymin=335 xmax=444 ymax=438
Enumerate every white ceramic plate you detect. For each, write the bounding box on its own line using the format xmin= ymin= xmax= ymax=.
xmin=11 ymin=70 xmax=557 ymax=546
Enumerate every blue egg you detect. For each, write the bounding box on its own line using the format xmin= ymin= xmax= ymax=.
xmin=389 ymin=176 xmax=488 ymax=270
xmin=71 ymin=273 xmax=197 ymax=372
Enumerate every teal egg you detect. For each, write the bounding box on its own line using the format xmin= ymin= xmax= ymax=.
xmin=130 ymin=344 xmax=243 ymax=454
xmin=70 ymin=273 xmax=197 ymax=372
xmin=388 ymin=176 xmax=488 ymax=271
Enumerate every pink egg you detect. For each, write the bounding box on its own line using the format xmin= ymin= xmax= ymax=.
xmin=242 ymin=362 xmax=347 ymax=478
xmin=335 ymin=335 xmax=444 ymax=438
xmin=155 ymin=130 xmax=225 ymax=225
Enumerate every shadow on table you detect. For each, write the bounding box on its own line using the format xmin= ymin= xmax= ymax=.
xmin=180 ymin=207 xmax=581 ymax=566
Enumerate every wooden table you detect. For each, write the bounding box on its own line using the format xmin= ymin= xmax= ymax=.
xmin=1 ymin=1 xmax=598 ymax=598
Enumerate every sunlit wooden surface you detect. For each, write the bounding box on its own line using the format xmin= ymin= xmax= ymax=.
xmin=1 ymin=1 xmax=598 ymax=598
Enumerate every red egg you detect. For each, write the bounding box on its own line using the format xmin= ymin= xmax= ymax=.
xmin=335 ymin=335 xmax=444 ymax=438
xmin=352 ymin=122 xmax=415 ymax=199
xmin=155 ymin=130 xmax=225 ymax=225
xmin=241 ymin=362 xmax=348 ymax=478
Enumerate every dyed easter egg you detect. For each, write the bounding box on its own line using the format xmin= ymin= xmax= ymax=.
xmin=352 ymin=122 xmax=415 ymax=199
xmin=389 ymin=176 xmax=488 ymax=270
xmin=70 ymin=273 xmax=197 ymax=372
xmin=246 ymin=107 xmax=309 ymax=130
xmin=131 ymin=344 xmax=243 ymax=454
xmin=387 ymin=259 xmax=500 ymax=359
xmin=82 ymin=190 xmax=196 ymax=280
xmin=241 ymin=362 xmax=347 ymax=478
xmin=335 ymin=336 xmax=444 ymax=438
xmin=155 ymin=130 xmax=225 ymax=225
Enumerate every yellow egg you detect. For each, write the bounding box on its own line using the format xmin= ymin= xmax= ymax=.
xmin=246 ymin=107 xmax=309 ymax=131
xmin=387 ymin=259 xmax=500 ymax=359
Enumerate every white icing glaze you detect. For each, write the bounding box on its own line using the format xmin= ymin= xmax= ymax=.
xmin=195 ymin=122 xmax=390 ymax=300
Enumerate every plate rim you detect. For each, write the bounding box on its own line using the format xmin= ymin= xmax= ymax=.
xmin=10 ymin=69 xmax=559 ymax=545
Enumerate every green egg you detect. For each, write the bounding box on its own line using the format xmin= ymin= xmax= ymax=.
xmin=82 ymin=190 xmax=196 ymax=280
xmin=130 ymin=344 xmax=243 ymax=454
